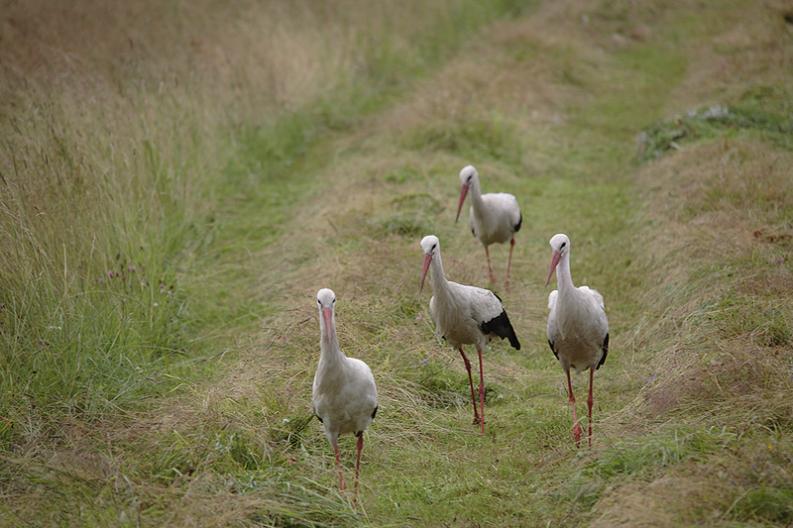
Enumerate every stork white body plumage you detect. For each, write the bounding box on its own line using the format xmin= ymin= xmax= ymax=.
xmin=312 ymin=288 xmax=378 ymax=496
xmin=545 ymin=234 xmax=608 ymax=447
xmin=420 ymin=235 xmax=520 ymax=434
xmin=455 ymin=165 xmax=522 ymax=288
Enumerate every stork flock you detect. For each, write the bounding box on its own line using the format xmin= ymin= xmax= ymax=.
xmin=311 ymin=165 xmax=609 ymax=499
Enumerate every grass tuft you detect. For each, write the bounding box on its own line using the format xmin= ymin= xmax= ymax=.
xmin=374 ymin=193 xmax=442 ymax=237
xmin=733 ymin=486 xmax=793 ymax=524
xmin=402 ymin=117 xmax=524 ymax=169
xmin=637 ymin=92 xmax=793 ymax=161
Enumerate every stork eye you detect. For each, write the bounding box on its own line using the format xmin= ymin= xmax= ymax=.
xmin=317 ymin=299 xmax=321 ymax=304
xmin=432 ymin=244 xmax=437 ymax=251
xmin=332 ymin=298 xmax=336 ymax=304
xmin=560 ymin=242 xmax=567 ymax=248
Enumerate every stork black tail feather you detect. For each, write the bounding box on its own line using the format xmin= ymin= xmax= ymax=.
xmin=480 ymin=310 xmax=521 ymax=350
xmin=597 ymin=333 xmax=609 ymax=369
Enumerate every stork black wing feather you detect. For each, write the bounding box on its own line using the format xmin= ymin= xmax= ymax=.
xmin=548 ymin=339 xmax=559 ymax=360
xmin=597 ymin=333 xmax=609 ymax=369
xmin=480 ymin=310 xmax=521 ymax=350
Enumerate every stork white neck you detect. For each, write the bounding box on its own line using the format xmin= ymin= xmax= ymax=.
xmin=556 ymin=249 xmax=575 ymax=295
xmin=468 ymin=176 xmax=485 ymax=213
xmin=319 ymin=310 xmax=345 ymax=366
xmin=429 ymin=248 xmax=451 ymax=297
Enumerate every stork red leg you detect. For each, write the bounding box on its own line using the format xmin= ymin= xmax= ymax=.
xmin=458 ymin=347 xmax=480 ymax=424
xmin=484 ymin=246 xmax=496 ymax=283
xmin=506 ymin=237 xmax=515 ymax=290
xmin=354 ymin=432 xmax=364 ymax=499
xmin=476 ymin=345 xmax=486 ymax=435
xmin=566 ymin=369 xmax=582 ymax=447
xmin=587 ymin=367 xmax=594 ymax=448
xmin=333 ymin=438 xmax=346 ymax=491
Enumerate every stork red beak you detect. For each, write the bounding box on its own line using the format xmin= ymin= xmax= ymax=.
xmin=455 ymin=183 xmax=469 ymax=223
xmin=545 ymin=250 xmax=561 ymax=287
xmin=420 ymin=254 xmax=432 ymax=292
xmin=321 ymin=307 xmax=333 ymax=334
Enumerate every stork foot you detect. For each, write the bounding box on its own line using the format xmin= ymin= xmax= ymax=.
xmin=472 ymin=415 xmax=484 ymax=426
xmin=572 ymin=422 xmax=583 ymax=447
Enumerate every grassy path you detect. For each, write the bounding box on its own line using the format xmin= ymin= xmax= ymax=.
xmin=305 ymin=8 xmax=685 ymax=525
xmin=130 ymin=2 xmax=699 ymax=525
xmin=5 ymin=0 xmax=793 ymax=526
xmin=218 ymin=2 xmax=791 ymax=526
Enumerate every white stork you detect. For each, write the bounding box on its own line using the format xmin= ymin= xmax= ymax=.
xmin=419 ymin=235 xmax=521 ymax=434
xmin=455 ymin=165 xmax=522 ymax=289
xmin=312 ymin=288 xmax=378 ymax=496
xmin=545 ymin=234 xmax=609 ymax=447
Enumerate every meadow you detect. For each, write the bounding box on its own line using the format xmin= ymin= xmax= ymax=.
xmin=1 ymin=0 xmax=792 ymax=526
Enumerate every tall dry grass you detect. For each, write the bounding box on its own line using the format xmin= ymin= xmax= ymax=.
xmin=0 ymin=0 xmax=527 ymax=447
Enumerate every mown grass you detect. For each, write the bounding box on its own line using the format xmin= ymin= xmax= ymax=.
xmin=3 ymin=0 xmax=793 ymax=526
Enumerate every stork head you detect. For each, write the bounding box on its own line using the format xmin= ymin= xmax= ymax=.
xmin=316 ymin=288 xmax=337 ymax=338
xmin=455 ymin=165 xmax=478 ymax=223
xmin=419 ymin=235 xmax=440 ymax=292
xmin=546 ymin=233 xmax=570 ymax=286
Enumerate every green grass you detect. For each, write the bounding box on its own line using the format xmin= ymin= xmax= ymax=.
xmin=403 ymin=116 xmax=525 ymax=168
xmin=3 ymin=0 xmax=793 ymax=526
xmin=734 ymin=486 xmax=793 ymax=524
xmin=589 ymin=427 xmax=735 ymax=480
